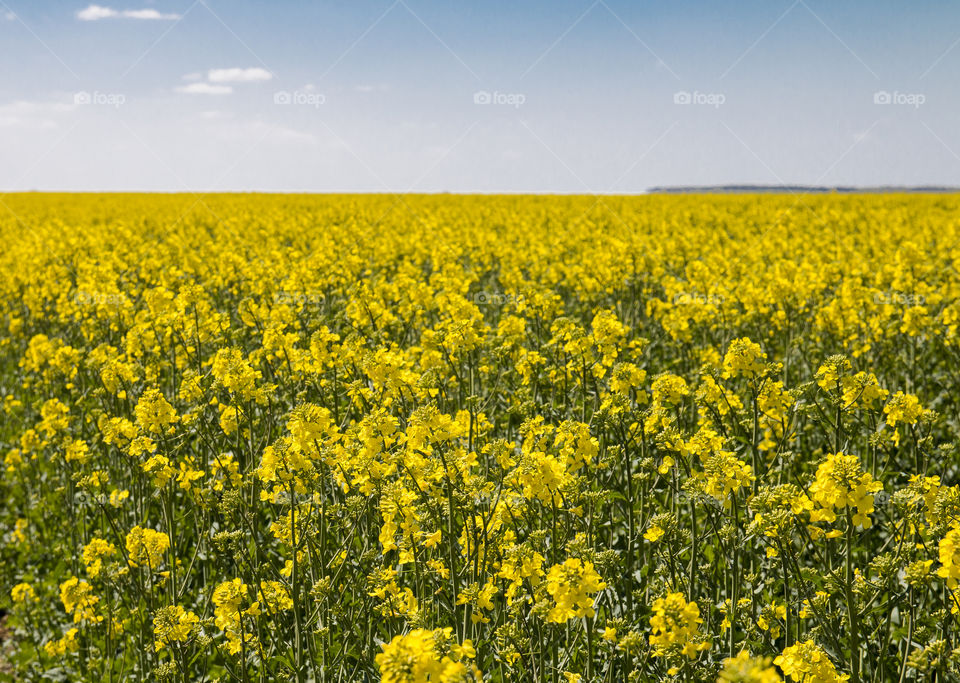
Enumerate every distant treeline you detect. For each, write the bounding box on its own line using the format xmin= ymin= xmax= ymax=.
xmin=647 ymin=185 xmax=960 ymax=193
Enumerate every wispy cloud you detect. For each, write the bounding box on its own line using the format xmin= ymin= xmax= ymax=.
xmin=3 ymin=11 xmax=16 ymax=21
xmin=174 ymin=68 xmax=271 ymax=96
xmin=76 ymin=5 xmax=181 ymax=21
xmin=207 ymin=68 xmax=273 ymax=83
xmin=175 ymin=83 xmax=233 ymax=96
xmin=211 ymin=120 xmax=319 ymax=146
xmin=0 ymin=100 xmax=76 ymax=129
xmin=122 ymin=8 xmax=180 ymax=20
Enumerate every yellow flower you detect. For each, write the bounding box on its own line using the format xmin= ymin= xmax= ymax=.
xmin=218 ymin=404 xmax=240 ymax=435
xmin=648 ymin=592 xmax=709 ymax=660
xmin=125 ymin=526 xmax=170 ymax=569
xmin=883 ymin=392 xmax=926 ymax=445
xmin=213 ymin=578 xmax=247 ymax=623
xmin=610 ymin=362 xmax=647 ymax=396
xmin=11 ymin=582 xmax=36 ymax=603
xmin=81 ymin=537 xmax=117 ymax=577
xmin=376 ymin=628 xmax=480 ymax=683
xmin=64 ymin=438 xmax=91 ymax=463
xmin=701 ymin=449 xmax=754 ymax=505
xmin=213 ymin=578 xmax=260 ymax=655
xmin=651 ymin=374 xmax=689 ymax=406
xmin=808 ymin=452 xmax=882 ymax=528
xmin=722 ymin=337 xmax=767 ymax=379
xmin=774 ymin=640 xmax=848 ymax=682
xmin=178 ymin=372 xmax=204 ymax=403
xmin=211 ymin=347 xmax=261 ymax=400
xmin=258 ymin=580 xmax=294 ymax=612
xmin=905 ymin=559 xmax=935 ymax=587
xmin=937 ymin=525 xmax=960 ymax=587
xmin=517 ymin=450 xmax=570 ymax=506
xmin=815 ymin=358 xmax=850 ymax=392
xmin=142 ymin=454 xmax=176 ymax=487
xmin=43 ymin=628 xmax=79 ymax=657
xmin=456 ymin=581 xmax=499 ymax=623
xmin=134 ymin=388 xmax=178 ymax=434
xmin=498 ymin=545 xmax=545 ymax=604
xmin=644 ymin=524 xmax=665 ymax=542
xmin=176 ymin=457 xmax=204 ymax=490
xmin=38 ymin=398 xmax=70 ymax=436
xmin=13 ymin=518 xmax=27 ymax=544
xmin=657 ymin=454 xmax=676 ymax=475
xmin=153 ymin=605 xmax=200 ymax=651
xmin=59 ymin=576 xmax=101 ymax=624
xmin=719 ymin=650 xmax=783 ymax=682
xmin=839 ymin=372 xmax=887 ymax=408
xmin=544 ymin=558 xmax=606 ymax=623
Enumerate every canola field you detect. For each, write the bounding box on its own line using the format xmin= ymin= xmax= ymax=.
xmin=2 ymin=192 xmax=960 ymax=682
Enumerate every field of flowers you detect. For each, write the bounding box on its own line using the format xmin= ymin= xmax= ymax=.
xmin=2 ymin=192 xmax=960 ymax=682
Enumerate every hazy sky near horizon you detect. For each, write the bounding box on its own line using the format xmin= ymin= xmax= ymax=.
xmin=2 ymin=1 xmax=960 ymax=192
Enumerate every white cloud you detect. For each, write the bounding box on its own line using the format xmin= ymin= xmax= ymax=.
xmin=175 ymin=83 xmax=233 ymax=96
xmin=175 ymin=69 xmax=271 ymax=97
xmin=208 ymin=68 xmax=273 ymax=83
xmin=3 ymin=11 xmax=17 ymax=21
xmin=76 ymin=5 xmax=181 ymax=21
xmin=122 ymin=9 xmax=180 ymax=20
xmin=0 ymin=116 xmax=58 ymax=129
xmin=2 ymin=100 xmax=76 ymax=115
xmin=213 ymin=120 xmax=319 ymax=146
xmin=0 ymin=100 xmax=76 ymax=129
xmin=77 ymin=5 xmax=117 ymax=20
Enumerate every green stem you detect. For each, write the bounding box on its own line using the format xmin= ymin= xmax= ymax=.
xmin=846 ymin=508 xmax=860 ymax=683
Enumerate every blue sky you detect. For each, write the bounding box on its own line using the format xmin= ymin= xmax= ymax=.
xmin=1 ymin=0 xmax=960 ymax=192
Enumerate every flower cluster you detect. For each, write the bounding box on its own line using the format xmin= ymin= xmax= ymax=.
xmin=125 ymin=526 xmax=170 ymax=569
xmin=375 ymin=628 xmax=480 ymax=683
xmin=544 ymin=558 xmax=606 ymax=623
xmin=808 ymin=452 xmax=883 ymax=528
xmin=774 ymin=641 xmax=849 ymax=682
xmin=153 ymin=605 xmax=200 ymax=651
xmin=212 ymin=578 xmax=259 ymax=655
xmin=648 ymin=592 xmax=710 ymax=660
